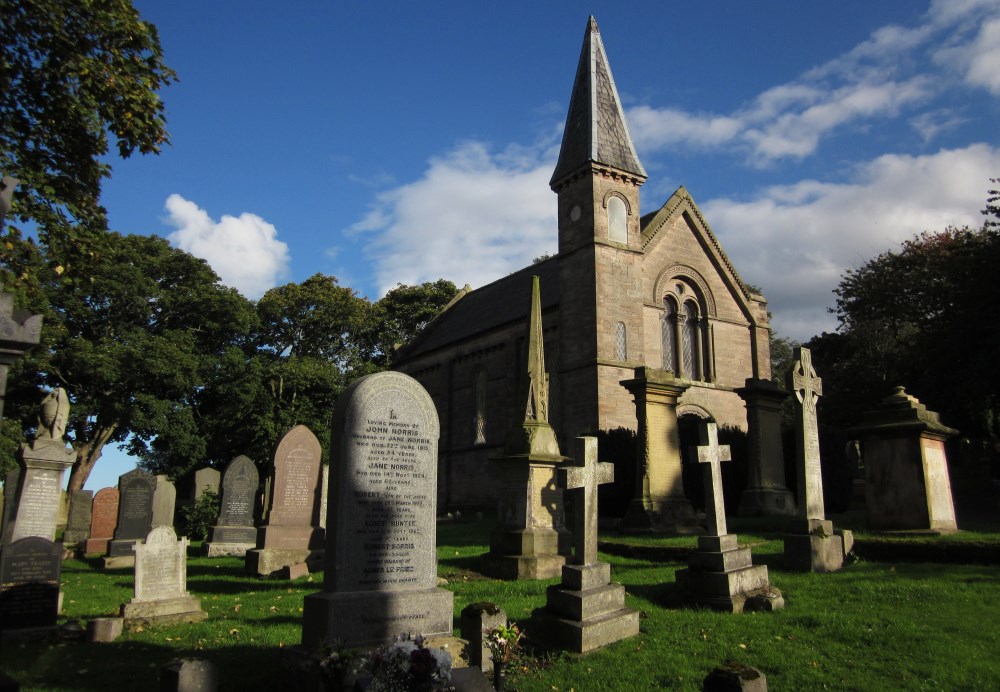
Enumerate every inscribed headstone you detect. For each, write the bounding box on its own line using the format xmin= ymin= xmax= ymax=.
xmin=302 ymin=371 xmax=452 ymax=647
xmin=62 ymin=489 xmax=94 ymax=546
xmin=120 ymin=526 xmax=205 ymax=624
xmin=152 ymin=475 xmax=177 ymax=529
xmin=107 ymin=468 xmax=155 ymax=558
xmin=85 ymin=488 xmax=119 ymax=554
xmin=0 ymin=536 xmax=62 ymax=632
xmin=204 ymin=456 xmax=259 ymax=557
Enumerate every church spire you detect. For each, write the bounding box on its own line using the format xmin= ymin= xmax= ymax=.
xmin=550 ymin=16 xmax=647 ymax=189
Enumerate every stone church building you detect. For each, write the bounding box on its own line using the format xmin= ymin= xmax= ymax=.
xmin=394 ymin=17 xmax=772 ymax=509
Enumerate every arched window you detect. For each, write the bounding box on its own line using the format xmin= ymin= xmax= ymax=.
xmin=662 ymin=298 xmax=677 ymax=372
xmin=615 ymin=321 xmax=627 ymax=361
xmin=473 ymin=367 xmax=487 ymax=445
xmin=682 ymin=302 xmax=699 ymax=380
xmin=607 ymin=196 xmax=627 ymax=244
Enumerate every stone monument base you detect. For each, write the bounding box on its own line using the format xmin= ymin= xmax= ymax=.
xmin=205 ymin=525 xmax=258 ymax=557
xmin=783 ymin=520 xmax=852 ymax=573
xmin=621 ymin=496 xmax=700 ymax=533
xmin=480 ymin=526 xmax=570 ymax=580
xmin=120 ymin=595 xmax=207 ymax=627
xmin=738 ymin=486 xmax=797 ymax=517
xmin=531 ymin=563 xmax=639 ymax=653
xmin=204 ymin=541 xmax=256 ymax=558
xmin=101 ymin=555 xmax=135 ymax=569
xmin=245 ymin=548 xmax=323 ymax=577
xmin=301 ymin=587 xmax=454 ymax=648
xmin=675 ymin=534 xmax=781 ymax=613
xmin=83 ymin=538 xmax=110 ymax=555
xmin=106 ymin=538 xmax=140 ymax=558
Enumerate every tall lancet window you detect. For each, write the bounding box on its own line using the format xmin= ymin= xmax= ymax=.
xmin=608 ymin=196 xmax=627 ymax=244
xmin=662 ymin=298 xmax=677 ymax=372
xmin=473 ymin=367 xmax=487 ymax=445
xmin=615 ymin=321 xmax=627 ymax=361
xmin=682 ymin=302 xmax=699 ymax=380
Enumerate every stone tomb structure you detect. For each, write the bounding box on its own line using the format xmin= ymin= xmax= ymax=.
xmin=62 ymin=489 xmax=93 ymax=550
xmin=85 ymin=488 xmax=119 ymax=555
xmin=3 ymin=389 xmax=75 ymax=545
xmin=481 ymin=276 xmax=572 ymax=580
xmin=121 ymin=526 xmax=206 ymax=625
xmin=675 ymin=422 xmax=780 ymax=612
xmin=0 ymin=536 xmax=62 ymax=636
xmin=245 ymin=425 xmax=325 ymax=576
xmin=736 ymin=378 xmax=796 ymax=516
xmin=204 ymin=455 xmax=259 ymax=557
xmin=782 ymin=347 xmax=851 ymax=572
xmin=105 ymin=468 xmax=156 ymax=566
xmin=533 ymin=437 xmax=639 ymax=652
xmin=302 ymin=371 xmax=453 ymax=648
xmin=853 ymin=387 xmax=959 ymax=531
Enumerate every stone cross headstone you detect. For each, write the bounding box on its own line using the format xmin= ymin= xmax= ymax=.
xmin=107 ymin=468 xmax=156 ymax=560
xmin=787 ymin=346 xmax=824 ymax=520
xmin=85 ymin=487 xmax=119 ymax=554
xmin=245 ymin=425 xmax=324 ymax=576
xmin=204 ymin=455 xmax=259 ymax=557
xmin=62 ymin=489 xmax=94 ymax=547
xmin=121 ymin=526 xmax=205 ymax=624
xmin=0 ymin=536 xmax=62 ymax=633
xmin=564 ymin=444 xmax=614 ymax=566
xmin=302 ymin=371 xmax=452 ymax=648
xmin=695 ymin=422 xmax=732 ymax=537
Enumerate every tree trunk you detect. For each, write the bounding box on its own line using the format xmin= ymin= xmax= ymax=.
xmin=66 ymin=422 xmax=117 ymax=493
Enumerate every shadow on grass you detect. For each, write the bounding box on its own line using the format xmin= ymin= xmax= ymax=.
xmin=438 ymin=555 xmax=485 ymax=574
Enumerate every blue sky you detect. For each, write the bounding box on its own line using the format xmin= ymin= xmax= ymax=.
xmin=87 ymin=0 xmax=1000 ymax=490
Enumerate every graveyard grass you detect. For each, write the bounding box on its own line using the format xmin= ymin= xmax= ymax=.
xmin=3 ymin=515 xmax=1000 ymax=691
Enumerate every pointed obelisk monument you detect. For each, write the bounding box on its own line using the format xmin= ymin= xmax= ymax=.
xmin=481 ymin=276 xmax=572 ymax=580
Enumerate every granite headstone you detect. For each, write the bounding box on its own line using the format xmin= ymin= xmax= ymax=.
xmin=0 ymin=536 xmax=62 ymax=633
xmin=152 ymin=474 xmax=177 ymax=529
xmin=204 ymin=455 xmax=259 ymax=557
xmin=106 ymin=468 xmax=156 ymax=561
xmin=85 ymin=487 xmax=119 ymax=555
xmin=62 ymin=489 xmax=93 ymax=547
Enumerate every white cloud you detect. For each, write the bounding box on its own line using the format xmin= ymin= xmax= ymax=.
xmin=702 ymin=144 xmax=1000 ymax=341
xmin=163 ymin=194 xmax=290 ymax=299
xmin=352 ymin=141 xmax=557 ymax=296
xmin=628 ymin=106 xmax=742 ymax=150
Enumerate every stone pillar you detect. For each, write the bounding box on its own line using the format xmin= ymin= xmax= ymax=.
xmin=5 ymin=438 xmax=75 ymax=544
xmin=460 ymin=603 xmax=506 ymax=674
xmin=619 ymin=367 xmax=697 ymax=532
xmin=852 ymin=387 xmax=959 ymax=531
xmin=736 ymin=378 xmax=796 ymax=516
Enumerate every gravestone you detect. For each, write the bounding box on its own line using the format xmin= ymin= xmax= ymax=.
xmin=152 ymin=475 xmax=177 ymax=529
xmin=736 ymin=378 xmax=796 ymax=516
xmin=192 ymin=467 xmax=220 ymax=501
xmin=204 ymin=455 xmax=259 ymax=557
xmin=619 ymin=367 xmax=698 ymax=532
xmin=318 ymin=464 xmax=329 ymax=530
xmin=460 ymin=603 xmax=506 ymax=674
xmin=481 ymin=276 xmax=572 ymax=579
xmin=245 ymin=425 xmax=325 ymax=576
xmin=85 ymin=488 xmax=119 ymax=555
xmin=533 ymin=437 xmax=640 ymax=651
xmin=852 ymin=387 xmax=959 ymax=531
xmin=105 ymin=468 xmax=156 ymax=566
xmin=0 ymin=536 xmax=62 ymax=635
xmin=62 ymin=489 xmax=94 ymax=548
xmin=3 ymin=390 xmax=75 ymax=546
xmin=675 ymin=422 xmax=780 ymax=612
xmin=301 ymin=371 xmax=453 ymax=648
xmin=782 ymin=347 xmax=850 ymax=572
xmin=0 ymin=289 xmax=43 ymax=424
xmin=120 ymin=526 xmax=206 ymax=625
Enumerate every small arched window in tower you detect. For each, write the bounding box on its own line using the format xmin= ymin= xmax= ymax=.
xmin=682 ymin=302 xmax=700 ymax=380
xmin=662 ymin=298 xmax=677 ymax=372
xmin=607 ymin=196 xmax=627 ymax=244
xmin=473 ymin=367 xmax=487 ymax=445
xmin=615 ymin=321 xmax=627 ymax=361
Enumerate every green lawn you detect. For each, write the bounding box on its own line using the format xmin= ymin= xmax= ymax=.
xmin=2 ymin=515 xmax=1000 ymax=690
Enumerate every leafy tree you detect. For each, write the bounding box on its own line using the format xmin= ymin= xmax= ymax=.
xmin=0 ymin=0 xmax=175 ymax=243
xmin=1 ymin=232 xmax=255 ymax=491
xmin=367 ymin=279 xmax=459 ymax=366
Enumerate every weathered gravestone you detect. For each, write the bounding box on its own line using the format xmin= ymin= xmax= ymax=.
xmin=675 ymin=422 xmax=781 ymax=612
xmin=302 ymin=371 xmax=453 ymax=648
xmin=4 ymin=389 xmax=76 ymax=545
xmin=0 ymin=536 xmax=62 ymax=635
xmin=120 ymin=526 xmax=206 ymax=626
xmin=533 ymin=437 xmax=640 ymax=651
xmin=852 ymin=387 xmax=959 ymax=531
xmin=62 ymin=489 xmax=94 ymax=549
xmin=192 ymin=467 xmax=220 ymax=502
xmin=85 ymin=488 xmax=119 ymax=555
xmin=204 ymin=456 xmax=259 ymax=557
xmin=245 ymin=425 xmax=325 ymax=576
xmin=736 ymin=378 xmax=796 ymax=516
xmin=105 ymin=468 xmax=156 ymax=567
xmin=782 ymin=347 xmax=851 ymax=572
xmin=152 ymin=474 xmax=177 ymax=529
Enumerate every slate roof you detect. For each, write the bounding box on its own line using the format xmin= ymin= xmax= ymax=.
xmin=550 ymin=16 xmax=646 ymax=187
xmin=393 ymin=258 xmax=561 ymax=362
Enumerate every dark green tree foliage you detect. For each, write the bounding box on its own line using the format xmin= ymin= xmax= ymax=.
xmin=180 ymin=488 xmax=220 ymax=541
xmin=809 ymin=184 xmax=1000 ymax=437
xmin=2 ymin=232 xmax=255 ymax=491
xmin=0 ymin=0 xmax=175 ymax=242
xmin=368 ymin=280 xmax=459 ymax=366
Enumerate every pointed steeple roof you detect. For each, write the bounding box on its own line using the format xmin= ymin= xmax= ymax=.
xmin=550 ymin=16 xmax=647 ymax=188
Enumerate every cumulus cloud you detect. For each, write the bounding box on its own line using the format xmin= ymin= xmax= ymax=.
xmin=702 ymin=144 xmax=1000 ymax=340
xmin=351 ymin=141 xmax=557 ymax=296
xmin=164 ymin=194 xmax=290 ymax=299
